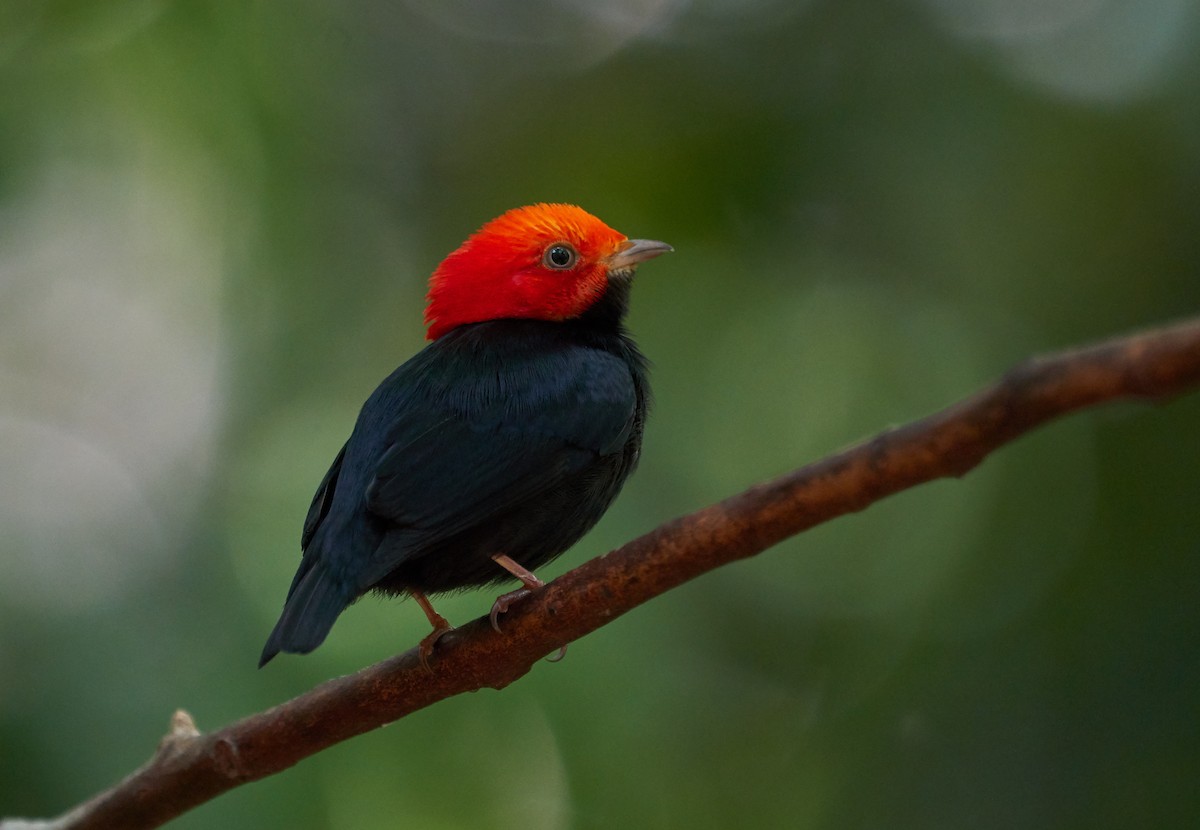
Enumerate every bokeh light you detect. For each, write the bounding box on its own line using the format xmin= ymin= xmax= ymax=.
xmin=2 ymin=1 xmax=1198 ymax=827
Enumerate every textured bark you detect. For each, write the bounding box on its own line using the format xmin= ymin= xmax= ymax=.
xmin=6 ymin=316 xmax=1200 ymax=830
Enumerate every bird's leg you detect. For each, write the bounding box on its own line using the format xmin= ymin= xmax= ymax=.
xmin=489 ymin=555 xmax=568 ymax=661
xmin=411 ymin=589 xmax=453 ymax=671
xmin=489 ymin=554 xmax=545 ymax=632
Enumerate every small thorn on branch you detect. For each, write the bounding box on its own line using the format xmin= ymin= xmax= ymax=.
xmin=169 ymin=710 xmax=199 ymax=740
xmin=157 ymin=709 xmax=200 ymax=755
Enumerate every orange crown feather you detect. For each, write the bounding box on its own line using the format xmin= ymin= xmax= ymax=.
xmin=424 ymin=204 xmax=629 ymax=340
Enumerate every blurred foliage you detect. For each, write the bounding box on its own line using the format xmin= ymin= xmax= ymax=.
xmin=2 ymin=0 xmax=1199 ymax=827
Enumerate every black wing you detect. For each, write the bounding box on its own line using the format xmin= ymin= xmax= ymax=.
xmin=301 ymin=442 xmax=346 ymax=550
xmin=355 ymin=339 xmax=637 ymax=586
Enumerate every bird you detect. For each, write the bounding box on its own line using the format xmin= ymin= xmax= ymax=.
xmin=259 ymin=203 xmax=671 ymax=667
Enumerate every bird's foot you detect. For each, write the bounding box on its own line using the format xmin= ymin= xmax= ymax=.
xmin=417 ymin=623 xmax=454 ymax=673
xmin=489 ymin=587 xmax=536 ymax=632
xmin=411 ymin=589 xmax=454 ymax=672
xmin=488 ymin=554 xmax=546 ymax=633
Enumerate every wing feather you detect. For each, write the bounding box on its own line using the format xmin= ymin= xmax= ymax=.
xmin=360 ymin=343 xmax=635 ymax=571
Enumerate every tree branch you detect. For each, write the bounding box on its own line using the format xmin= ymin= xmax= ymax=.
xmin=7 ymin=316 xmax=1200 ymax=830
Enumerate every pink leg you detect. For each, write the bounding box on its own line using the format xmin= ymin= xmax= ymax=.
xmin=412 ymin=590 xmax=453 ymax=672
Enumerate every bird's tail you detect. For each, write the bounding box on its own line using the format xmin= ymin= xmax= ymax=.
xmin=259 ymin=560 xmax=350 ymax=667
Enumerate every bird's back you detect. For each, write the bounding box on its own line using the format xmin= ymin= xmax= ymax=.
xmin=366 ymin=316 xmax=649 ymax=592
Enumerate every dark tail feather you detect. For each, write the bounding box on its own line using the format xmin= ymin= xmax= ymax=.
xmin=259 ymin=561 xmax=349 ymax=667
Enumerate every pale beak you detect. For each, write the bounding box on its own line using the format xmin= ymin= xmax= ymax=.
xmin=607 ymin=238 xmax=673 ymax=272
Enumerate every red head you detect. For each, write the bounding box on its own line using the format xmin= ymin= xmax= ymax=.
xmin=424 ymin=204 xmax=671 ymax=340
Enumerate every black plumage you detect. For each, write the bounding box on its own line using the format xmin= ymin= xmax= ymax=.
xmin=259 ymin=284 xmax=649 ymax=666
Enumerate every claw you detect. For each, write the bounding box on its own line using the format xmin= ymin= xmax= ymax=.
xmin=489 ymin=587 xmax=533 ymax=632
xmin=417 ymin=624 xmax=454 ymax=672
xmin=488 ymin=554 xmax=546 ymax=633
xmin=545 ymin=645 xmax=568 ymax=662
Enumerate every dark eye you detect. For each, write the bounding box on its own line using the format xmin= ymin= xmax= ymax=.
xmin=543 ymin=244 xmax=577 ymax=270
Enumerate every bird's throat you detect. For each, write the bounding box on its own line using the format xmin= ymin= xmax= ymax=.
xmin=577 ymin=278 xmax=633 ymax=334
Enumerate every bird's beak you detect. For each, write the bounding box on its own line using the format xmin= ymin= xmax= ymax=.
xmin=607 ymin=238 xmax=673 ymax=272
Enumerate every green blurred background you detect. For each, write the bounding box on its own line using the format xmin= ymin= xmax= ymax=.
xmin=2 ymin=0 xmax=1199 ymax=827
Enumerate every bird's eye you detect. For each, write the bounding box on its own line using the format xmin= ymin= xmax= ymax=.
xmin=543 ymin=244 xmax=577 ymax=270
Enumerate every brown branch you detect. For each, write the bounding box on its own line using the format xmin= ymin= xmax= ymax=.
xmin=6 ymin=316 xmax=1200 ymax=830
